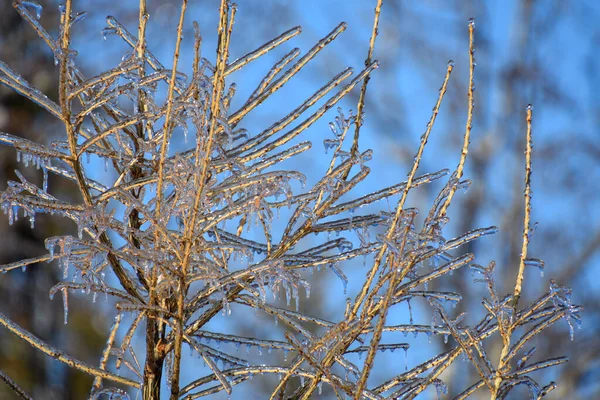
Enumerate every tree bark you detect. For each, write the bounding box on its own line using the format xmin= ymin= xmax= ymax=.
xmin=143 ymin=319 xmax=165 ymax=400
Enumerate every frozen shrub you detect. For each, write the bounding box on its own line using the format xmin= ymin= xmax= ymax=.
xmin=0 ymin=1 xmax=581 ymax=399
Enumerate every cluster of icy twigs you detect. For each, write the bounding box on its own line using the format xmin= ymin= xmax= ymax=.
xmin=0 ymin=1 xmax=581 ymax=399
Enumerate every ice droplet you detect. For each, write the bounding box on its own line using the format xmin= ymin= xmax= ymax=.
xmin=468 ymin=18 xmax=475 ymax=27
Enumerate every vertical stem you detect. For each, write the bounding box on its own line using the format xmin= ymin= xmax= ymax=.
xmin=134 ymin=2 xmax=165 ymax=400
xmin=165 ymin=1 xmax=190 ymax=399
xmin=437 ymin=18 xmax=476 ymax=221
xmin=491 ymin=105 xmax=534 ymax=399
xmin=512 ymin=105 xmax=533 ymax=310
xmin=349 ymin=0 xmax=383 ymax=157
xmin=130 ymin=0 xmax=150 ymax=290
xmin=172 ymin=2 xmax=233 ymax=397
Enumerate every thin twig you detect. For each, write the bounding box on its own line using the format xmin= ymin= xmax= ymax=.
xmin=0 ymin=368 xmax=32 ymax=400
xmin=437 ymin=18 xmax=476 ymax=221
xmin=0 ymin=311 xmax=140 ymax=388
xmin=512 ymin=105 xmax=534 ymax=311
xmin=491 ymin=104 xmax=534 ymax=398
xmin=349 ymin=0 xmax=383 ymax=158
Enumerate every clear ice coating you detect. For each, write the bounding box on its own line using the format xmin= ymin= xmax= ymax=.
xmin=0 ymin=3 xmax=581 ymax=400
xmin=21 ymin=1 xmax=42 ymax=19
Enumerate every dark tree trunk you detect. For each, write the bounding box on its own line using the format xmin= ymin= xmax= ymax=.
xmin=143 ymin=319 xmax=165 ymax=400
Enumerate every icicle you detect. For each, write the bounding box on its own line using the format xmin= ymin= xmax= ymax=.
xmin=328 ymin=122 xmax=338 ymax=136
xmin=285 ymin=286 xmax=291 ymax=307
xmin=328 ymin=262 xmax=348 ymax=294
xmin=62 ymin=287 xmax=69 ymax=324
xmin=221 ymin=298 xmax=231 ymax=316
xmin=7 ymin=205 xmax=14 ymax=225
xmin=407 ymin=298 xmax=413 ymax=324
xmin=294 ymin=290 xmax=300 ymax=312
xmin=27 ymin=210 xmax=35 ymax=229
xmin=165 ymin=351 xmax=173 ymax=389
xmin=434 ymin=380 xmax=448 ymax=399
xmin=42 ymin=166 xmax=48 ymax=192
xmin=46 ymin=240 xmax=55 ymax=261
xmin=323 ymin=139 xmax=339 ymax=154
